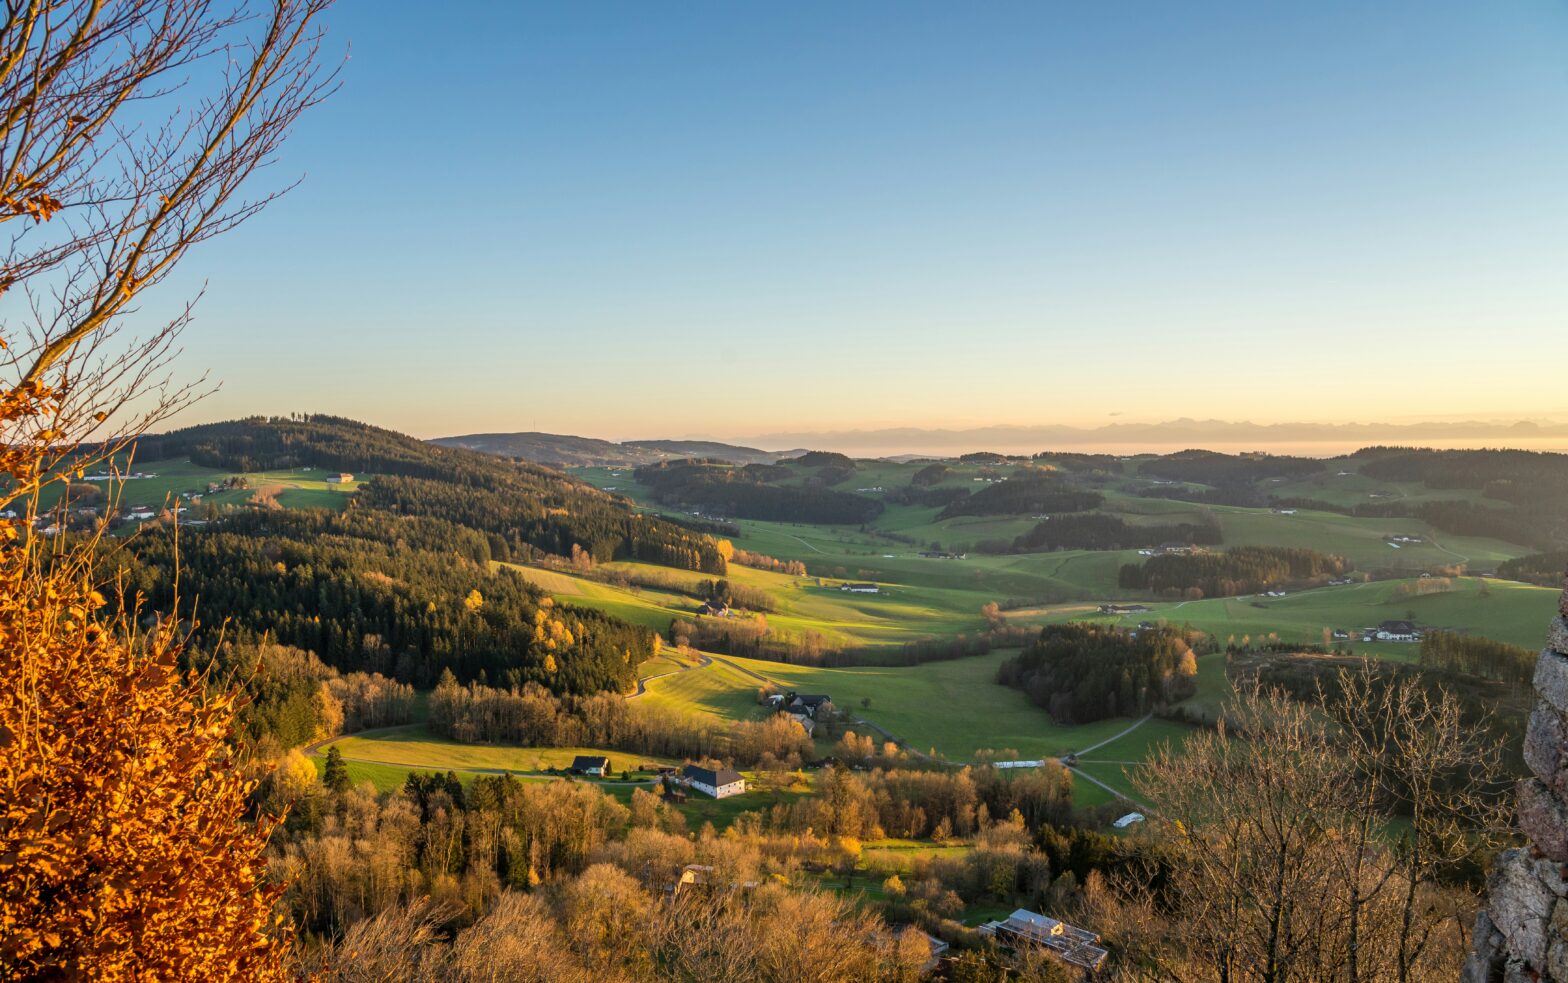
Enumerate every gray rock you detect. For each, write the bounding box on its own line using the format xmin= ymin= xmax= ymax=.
xmin=1518 ymin=779 xmax=1568 ymax=864
xmin=1525 ymin=702 xmax=1568 ymax=795
xmin=1489 ymin=848 xmax=1559 ymax=968
xmin=1464 ymin=910 xmax=1506 ymax=983
xmin=1551 ymin=616 xmax=1568 ymax=656
xmin=1502 ymin=958 xmax=1536 ymax=983
xmin=1538 ymin=650 xmax=1568 ymax=715
xmin=1551 ymin=899 xmax=1568 ymax=980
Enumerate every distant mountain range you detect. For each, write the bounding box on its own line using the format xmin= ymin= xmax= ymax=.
xmin=737 ymin=418 xmax=1568 ymax=458
xmin=432 ymin=418 xmax=1568 ymax=467
xmin=430 ymin=431 xmax=798 ymax=468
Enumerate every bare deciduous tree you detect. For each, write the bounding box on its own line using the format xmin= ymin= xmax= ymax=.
xmin=1113 ymin=673 xmax=1508 ymax=983
xmin=0 ymin=0 xmax=340 ymax=500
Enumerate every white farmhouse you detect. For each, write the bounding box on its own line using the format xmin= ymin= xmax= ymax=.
xmin=682 ymin=764 xmax=745 ymax=799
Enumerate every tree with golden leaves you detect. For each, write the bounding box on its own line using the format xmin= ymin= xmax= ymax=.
xmin=0 ymin=1 xmax=338 ymax=977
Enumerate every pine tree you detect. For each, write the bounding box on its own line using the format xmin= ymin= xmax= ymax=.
xmin=323 ymin=745 xmax=352 ymax=796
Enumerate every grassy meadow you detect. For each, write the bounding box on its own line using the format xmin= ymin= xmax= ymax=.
xmin=40 ymin=456 xmax=362 ymax=523
xmin=1009 ymin=576 xmax=1558 ymax=653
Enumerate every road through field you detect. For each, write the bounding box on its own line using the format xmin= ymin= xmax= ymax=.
xmin=1072 ymin=714 xmax=1154 ymax=757
xmin=628 ymin=653 xmax=712 ymax=698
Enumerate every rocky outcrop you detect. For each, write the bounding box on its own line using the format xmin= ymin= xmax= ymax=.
xmin=1464 ymin=573 xmax=1568 ymax=981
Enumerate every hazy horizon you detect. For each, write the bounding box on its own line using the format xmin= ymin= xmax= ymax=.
xmin=407 ymin=414 xmax=1568 ymax=459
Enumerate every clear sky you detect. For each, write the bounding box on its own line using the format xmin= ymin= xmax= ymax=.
xmin=156 ymin=0 xmax=1568 ymax=441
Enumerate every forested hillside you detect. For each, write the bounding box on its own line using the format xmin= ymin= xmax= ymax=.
xmin=634 ymin=459 xmax=882 ymax=523
xmin=1349 ymin=447 xmax=1568 ymax=549
xmin=138 ymin=415 xmax=726 ymax=572
xmin=937 ymin=472 xmax=1103 ymax=519
xmin=122 ymin=508 xmax=656 ymax=693
xmin=1119 ymin=545 xmax=1348 ymax=598
xmin=111 ymin=416 xmax=741 ymax=694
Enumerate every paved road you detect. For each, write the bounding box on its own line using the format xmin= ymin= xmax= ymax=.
xmin=785 ymin=533 xmax=828 ymax=554
xmin=628 ymin=653 xmax=711 ymax=698
xmin=1060 ymin=713 xmax=1158 ymax=810
xmin=1071 ymin=713 xmax=1154 ymax=757
xmin=302 ymin=723 xmax=416 ymax=756
xmin=707 ymin=654 xmax=774 ymax=685
xmin=1067 ymin=765 xmax=1150 ymax=810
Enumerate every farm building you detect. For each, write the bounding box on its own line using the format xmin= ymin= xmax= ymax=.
xmin=697 ymin=599 xmax=730 ymax=617
xmin=919 ymin=550 xmax=966 ymax=559
xmin=667 ymin=864 xmax=759 ymax=898
xmin=787 ymin=712 xmax=816 ymax=737
xmin=682 ymin=764 xmax=745 ymax=799
xmin=785 ymin=693 xmax=833 ymax=718
xmin=841 ymin=583 xmax=880 ymax=594
xmin=1112 ymin=812 xmax=1145 ymax=829
xmin=327 ymin=472 xmax=354 ymax=483
xmin=978 ymin=909 xmax=1108 ymax=972
xmin=1098 ymin=603 xmax=1151 ymax=615
xmin=1374 ymin=620 xmax=1422 ymax=643
xmin=570 ymin=755 xmax=611 ymax=776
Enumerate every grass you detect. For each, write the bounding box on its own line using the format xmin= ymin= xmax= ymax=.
xmin=639 ymin=656 xmax=770 ymax=720
xmin=310 ymin=722 xmax=812 ymax=830
xmin=566 ymin=464 xmax=1531 ymax=610
xmin=318 ymin=724 xmax=679 ymax=776
xmin=37 ymin=456 xmax=362 ymax=527
xmin=499 ymin=557 xmax=997 ymax=653
xmin=697 ymin=650 xmax=1175 ymax=763
xmin=1010 ymin=576 xmax=1558 ymax=653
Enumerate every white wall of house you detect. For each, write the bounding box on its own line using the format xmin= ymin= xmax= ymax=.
xmin=692 ymin=779 xmax=745 ymax=799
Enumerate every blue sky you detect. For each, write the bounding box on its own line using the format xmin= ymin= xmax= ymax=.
xmin=160 ymin=0 xmax=1568 ymax=440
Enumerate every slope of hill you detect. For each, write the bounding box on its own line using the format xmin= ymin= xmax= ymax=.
xmin=623 ymin=438 xmax=790 ymax=464
xmin=137 ymin=415 xmax=727 ymax=572
xmin=431 ymin=430 xmax=790 ymax=467
xmin=114 ymin=415 xmax=750 ymax=693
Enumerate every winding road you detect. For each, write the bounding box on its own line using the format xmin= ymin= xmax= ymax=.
xmin=627 ymin=653 xmax=712 ymax=698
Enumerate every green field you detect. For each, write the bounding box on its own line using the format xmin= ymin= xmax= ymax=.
xmin=638 ymin=655 xmax=770 ymax=720
xmin=646 ymin=649 xmax=1184 ymax=764
xmin=40 ymin=456 xmax=361 ymax=523
xmin=500 ymin=557 xmax=997 ymax=652
xmin=309 ymin=723 xmax=813 ymax=827
xmin=573 ymin=460 xmax=1529 ymax=577
xmin=1011 ymin=576 xmax=1558 ymax=653
xmin=319 ymin=725 xmax=680 ymax=776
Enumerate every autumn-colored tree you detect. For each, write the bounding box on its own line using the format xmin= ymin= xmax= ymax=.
xmin=0 ymin=1 xmax=338 ymax=977
xmin=0 ymin=388 xmax=296 ymax=978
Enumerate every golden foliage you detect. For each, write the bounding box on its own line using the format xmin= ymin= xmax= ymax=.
xmin=0 ymin=388 xmax=294 ymax=980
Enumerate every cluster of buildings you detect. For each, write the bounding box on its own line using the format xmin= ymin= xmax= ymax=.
xmin=764 ymin=691 xmax=833 ymax=737
xmin=1329 ymin=620 xmax=1424 ymax=644
xmin=1135 ymin=542 xmax=1204 ymax=557
xmin=1097 ymin=603 xmax=1151 ymax=615
xmin=568 ymin=755 xmax=749 ymax=801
